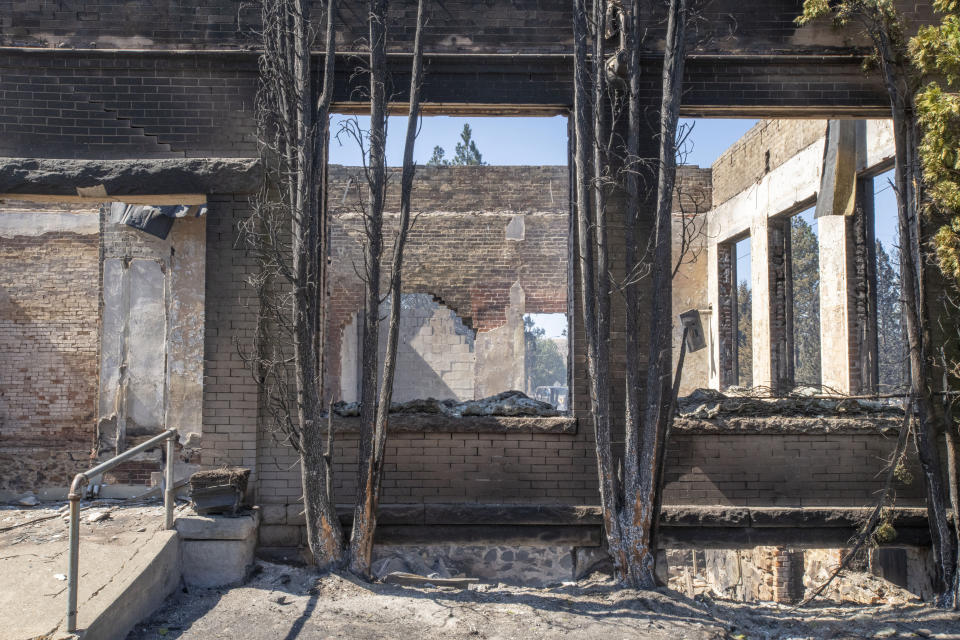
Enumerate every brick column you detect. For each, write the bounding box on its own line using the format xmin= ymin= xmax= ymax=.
xmin=773 ymin=548 xmax=805 ymax=604
xmin=750 ymin=215 xmax=793 ymax=393
xmin=716 ymin=242 xmax=738 ymax=388
xmin=818 ymin=121 xmax=878 ymax=394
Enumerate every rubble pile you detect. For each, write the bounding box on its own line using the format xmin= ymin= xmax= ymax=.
xmin=331 ymin=390 xmax=560 ymax=419
xmin=677 ymin=388 xmax=905 ymax=420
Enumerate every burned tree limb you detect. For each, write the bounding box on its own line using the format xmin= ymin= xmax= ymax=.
xmin=348 ymin=0 xmax=389 ymax=579
xmin=244 ymin=0 xmax=344 ymax=569
xmin=349 ymin=0 xmax=427 ymax=579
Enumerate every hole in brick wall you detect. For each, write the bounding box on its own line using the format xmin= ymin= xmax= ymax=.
xmin=523 ymin=313 xmax=568 ymax=410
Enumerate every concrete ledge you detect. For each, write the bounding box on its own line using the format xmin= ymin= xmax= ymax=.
xmin=0 ymin=157 xmax=261 ymax=196
xmin=673 ymin=415 xmax=902 ymax=435
xmin=75 ymin=530 xmax=180 ymax=640
xmin=334 ymin=503 xmax=604 ymax=526
xmin=264 ymin=503 xmax=928 ymax=529
xmin=660 ymin=526 xmax=931 ymax=548
xmin=176 ymin=512 xmax=260 ymax=540
xmin=747 ymin=507 xmax=929 ymax=528
xmin=259 ymin=504 xmax=935 ymax=550
xmin=325 ymin=414 xmax=577 ymax=435
xmin=374 ymin=524 xmax=602 ymax=546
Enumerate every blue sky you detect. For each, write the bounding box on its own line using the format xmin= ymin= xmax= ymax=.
xmin=329 ymin=114 xmax=759 ymax=169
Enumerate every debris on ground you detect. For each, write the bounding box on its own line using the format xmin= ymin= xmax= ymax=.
xmin=382 ymin=571 xmax=479 ymax=588
xmin=331 ymin=390 xmax=560 ymax=419
xmin=127 ymin=561 xmax=960 ymax=640
xmin=86 ymin=510 xmax=111 ymax=523
xmin=15 ymin=493 xmax=38 ymax=507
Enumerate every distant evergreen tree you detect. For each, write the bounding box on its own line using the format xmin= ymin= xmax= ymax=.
xmin=428 ymin=146 xmax=446 ymax=165
xmin=524 ymin=317 xmax=566 ymax=392
xmin=427 ymin=124 xmax=486 ymax=166
xmin=791 ymin=215 xmax=821 ymax=386
xmin=737 ymin=281 xmax=753 ymax=387
xmin=876 ymin=240 xmax=909 ymax=391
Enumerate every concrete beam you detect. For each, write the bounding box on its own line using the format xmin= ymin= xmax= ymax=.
xmin=0 ymin=157 xmax=261 ymax=197
xmin=324 ymin=414 xmax=577 ymax=435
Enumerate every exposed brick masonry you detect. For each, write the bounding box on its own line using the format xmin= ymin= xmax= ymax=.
xmin=0 ymin=206 xmax=99 ymax=491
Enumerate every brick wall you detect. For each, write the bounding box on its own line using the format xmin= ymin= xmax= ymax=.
xmin=0 ymin=204 xmax=99 ymax=490
xmin=200 ymin=195 xmax=261 ymax=473
xmin=3 ymin=0 xmax=932 ymax=52
xmin=662 ymin=433 xmax=925 ymax=507
xmin=373 ymin=295 xmax=478 ymax=403
xmin=0 ymin=51 xmax=257 ymax=159
xmin=711 ymin=120 xmax=827 ymax=207
xmin=0 ymin=207 xmax=99 ymax=447
xmin=1 ymin=1 xmax=939 ymax=54
xmin=672 ymin=166 xmax=713 ymax=394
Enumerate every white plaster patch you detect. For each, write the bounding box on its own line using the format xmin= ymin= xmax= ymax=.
xmin=438 ymin=34 xmax=474 ymax=48
xmin=125 ymin=259 xmax=168 ymax=431
xmin=505 ymin=214 xmax=525 ymax=241
xmin=863 ymin=119 xmax=895 ymax=170
xmin=0 ymin=211 xmax=98 ymax=238
xmin=98 ymin=258 xmax=125 ymax=421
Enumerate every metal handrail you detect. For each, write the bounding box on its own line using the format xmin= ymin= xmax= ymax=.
xmin=66 ymin=428 xmax=178 ymax=632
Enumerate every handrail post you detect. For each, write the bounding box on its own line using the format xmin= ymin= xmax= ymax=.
xmin=66 ymin=474 xmax=86 ymax=632
xmin=64 ymin=428 xmax=178 ymax=632
xmin=164 ymin=430 xmax=177 ymax=530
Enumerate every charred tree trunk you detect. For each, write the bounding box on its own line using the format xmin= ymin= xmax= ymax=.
xmin=575 ymin=0 xmax=690 ymax=588
xmin=874 ymin=24 xmax=957 ymax=604
xmin=247 ymin=0 xmax=344 ymax=569
xmin=349 ymin=0 xmax=389 ymax=578
xmin=573 ymin=0 xmax=628 ymax=578
xmin=623 ymin=0 xmax=688 ymax=589
xmin=349 ymin=0 xmax=426 ymax=579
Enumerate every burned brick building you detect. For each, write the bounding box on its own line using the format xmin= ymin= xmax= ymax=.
xmin=0 ymin=0 xmax=948 ymax=600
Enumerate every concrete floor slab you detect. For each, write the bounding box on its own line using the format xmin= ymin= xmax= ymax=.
xmin=0 ymin=501 xmax=183 ymax=640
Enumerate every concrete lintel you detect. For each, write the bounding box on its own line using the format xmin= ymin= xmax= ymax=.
xmin=672 ymin=415 xmax=902 ymax=435
xmin=373 ymin=525 xmax=602 ymax=547
xmin=325 ymin=414 xmax=577 ymax=435
xmin=659 ymin=525 xmax=930 ymax=549
xmin=0 ymin=157 xmax=261 ymax=197
xmin=329 ymin=503 xmax=928 ymax=530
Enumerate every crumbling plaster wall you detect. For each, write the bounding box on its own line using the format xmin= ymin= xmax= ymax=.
xmin=339 ymin=295 xmax=481 ymax=403
xmin=703 ymin=119 xmax=895 ymax=391
xmin=98 ymin=206 xmax=206 ymax=466
xmin=0 ymin=202 xmax=99 ymax=495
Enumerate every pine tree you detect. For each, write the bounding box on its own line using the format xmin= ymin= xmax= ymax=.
xmin=427 ymin=124 xmax=486 ymax=166
xmin=791 ymin=215 xmax=821 ymax=386
xmin=876 ymin=240 xmax=909 ymax=391
xmin=452 ymin=123 xmax=485 ymax=165
xmin=737 ymin=281 xmax=753 ymax=387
